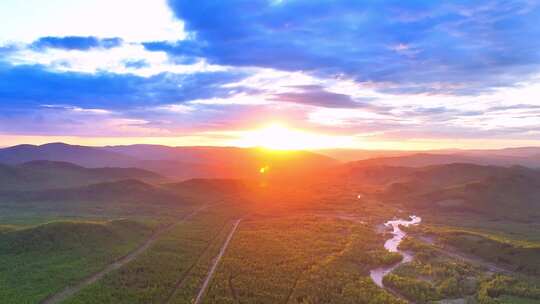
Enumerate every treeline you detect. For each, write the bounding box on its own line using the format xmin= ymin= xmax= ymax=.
xmin=441 ymin=231 xmax=540 ymax=275
xmin=477 ymin=275 xmax=540 ymax=304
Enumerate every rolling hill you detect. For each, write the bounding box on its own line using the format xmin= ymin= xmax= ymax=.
xmin=0 ymin=143 xmax=339 ymax=180
xmin=165 ymin=178 xmax=248 ymax=195
xmin=104 ymin=144 xmax=339 ymax=179
xmin=1 ymin=179 xmax=175 ymax=203
xmin=372 ymin=164 xmax=540 ymax=221
xmin=320 ymin=147 xmax=540 ymax=167
xmin=0 ymin=219 xmax=151 ymax=254
xmin=333 ymin=149 xmax=540 ymax=168
xmin=0 ymin=219 xmax=153 ymax=303
xmin=349 ymin=153 xmax=492 ymax=167
xmin=0 ymin=160 xmax=162 ymax=191
xmin=0 ymin=143 xmax=136 ymax=167
xmin=0 ymin=179 xmax=188 ymax=218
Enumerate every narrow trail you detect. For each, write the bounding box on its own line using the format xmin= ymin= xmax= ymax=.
xmin=41 ymin=207 xmax=207 ymax=304
xmin=194 ymin=219 xmax=242 ymax=304
xmin=164 ymin=221 xmax=229 ymax=304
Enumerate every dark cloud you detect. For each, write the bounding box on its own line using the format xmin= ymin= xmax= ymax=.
xmin=123 ymin=59 xmax=150 ymax=69
xmin=147 ymin=0 xmax=540 ymax=95
xmin=270 ymin=85 xmax=376 ymax=108
xmin=0 ymin=44 xmax=18 ymax=55
xmin=487 ymin=104 xmax=540 ymax=111
xmin=31 ymin=36 xmax=123 ymax=51
xmin=0 ymin=62 xmax=249 ymax=110
xmin=143 ymin=40 xmax=202 ymax=64
xmin=396 ymin=106 xmax=484 ymax=123
xmin=0 ymin=62 xmax=258 ymax=135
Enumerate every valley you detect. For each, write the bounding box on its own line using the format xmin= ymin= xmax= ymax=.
xmin=3 ymin=1 xmax=540 ymax=303
xmin=0 ymin=144 xmax=539 ymax=303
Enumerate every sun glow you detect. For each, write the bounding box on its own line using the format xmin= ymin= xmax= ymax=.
xmin=259 ymin=165 xmax=270 ymax=174
xmin=232 ymin=123 xmax=353 ymax=150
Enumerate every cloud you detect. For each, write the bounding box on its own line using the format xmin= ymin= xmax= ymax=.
xmin=0 ymin=0 xmax=185 ymax=43
xmin=0 ymin=44 xmax=18 ymax=54
xmin=31 ymin=36 xmax=123 ymax=51
xmin=0 ymin=104 xmax=170 ymax=137
xmin=0 ymin=62 xmax=263 ymax=136
xmin=123 ymin=59 xmax=150 ymax=69
xmin=0 ymin=62 xmax=248 ymax=110
xmin=40 ymin=104 xmax=113 ymax=115
xmin=270 ymin=85 xmax=376 ymax=108
xmin=2 ymin=0 xmax=540 ymax=145
xmin=150 ymin=0 xmax=540 ymax=95
xmin=143 ymin=40 xmax=201 ymax=64
xmin=398 ymin=106 xmax=484 ymax=119
xmin=3 ymin=39 xmax=231 ymax=77
xmin=487 ymin=104 xmax=540 ymax=112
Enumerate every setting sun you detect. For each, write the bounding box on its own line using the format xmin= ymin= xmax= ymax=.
xmin=232 ymin=123 xmax=352 ymax=150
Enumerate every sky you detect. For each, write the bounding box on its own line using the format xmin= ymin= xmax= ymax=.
xmin=1 ymin=0 xmax=540 ymax=150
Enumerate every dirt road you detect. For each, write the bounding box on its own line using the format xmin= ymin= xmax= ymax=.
xmin=41 ymin=207 xmax=207 ymax=304
xmin=194 ymin=219 xmax=242 ymax=304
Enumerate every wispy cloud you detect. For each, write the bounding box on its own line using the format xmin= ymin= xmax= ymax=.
xmin=31 ymin=36 xmax=123 ymax=51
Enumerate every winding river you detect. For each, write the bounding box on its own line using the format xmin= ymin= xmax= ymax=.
xmin=370 ymin=215 xmax=422 ymax=288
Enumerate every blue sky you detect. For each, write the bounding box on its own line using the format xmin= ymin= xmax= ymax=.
xmin=1 ymin=0 xmax=540 ymax=149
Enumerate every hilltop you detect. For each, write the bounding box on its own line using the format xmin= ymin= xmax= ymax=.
xmin=0 ymin=160 xmax=162 ymax=191
xmin=0 ymin=143 xmax=135 ymax=167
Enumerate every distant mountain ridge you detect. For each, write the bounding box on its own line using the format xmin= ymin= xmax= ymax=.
xmin=0 ymin=143 xmax=339 ymax=179
xmin=319 ymin=147 xmax=540 ymax=162
xmin=0 ymin=178 xmax=188 ymax=218
xmin=2 ymin=143 xmax=540 ymax=182
xmin=0 ymin=160 xmax=161 ymax=191
xmin=345 ymin=152 xmax=540 ymax=168
xmin=350 ymin=163 xmax=540 ymax=221
xmin=0 ymin=143 xmax=136 ymax=167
